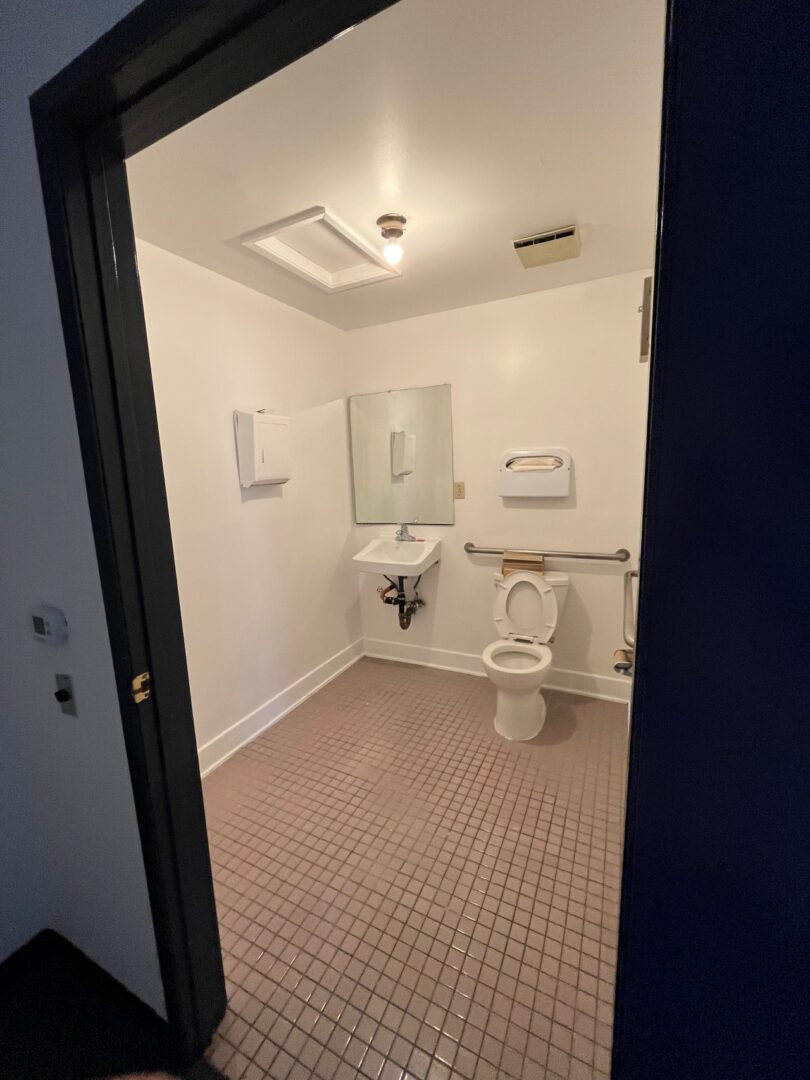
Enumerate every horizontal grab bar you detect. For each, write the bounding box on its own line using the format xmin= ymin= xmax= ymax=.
xmin=464 ymin=541 xmax=631 ymax=563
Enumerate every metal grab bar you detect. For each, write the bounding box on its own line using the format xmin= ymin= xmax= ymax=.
xmin=464 ymin=541 xmax=631 ymax=563
xmin=623 ymin=570 xmax=639 ymax=648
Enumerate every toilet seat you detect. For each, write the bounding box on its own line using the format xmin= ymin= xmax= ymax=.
xmin=492 ymin=571 xmax=558 ymax=644
xmin=483 ymin=639 xmax=551 ymax=674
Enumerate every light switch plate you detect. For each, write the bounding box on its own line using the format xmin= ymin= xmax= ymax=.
xmin=453 ymin=481 xmax=466 ymax=499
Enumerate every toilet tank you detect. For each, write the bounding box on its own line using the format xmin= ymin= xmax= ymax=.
xmin=545 ymin=571 xmax=570 ymax=620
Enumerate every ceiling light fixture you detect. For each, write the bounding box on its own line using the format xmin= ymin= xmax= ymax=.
xmin=377 ymin=213 xmax=407 ymax=266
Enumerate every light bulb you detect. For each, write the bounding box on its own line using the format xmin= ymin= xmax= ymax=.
xmin=377 ymin=214 xmax=406 ymax=265
xmin=384 ymin=240 xmax=403 ymax=265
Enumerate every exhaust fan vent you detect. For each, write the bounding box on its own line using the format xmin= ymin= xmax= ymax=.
xmin=513 ymin=225 xmax=581 ymax=268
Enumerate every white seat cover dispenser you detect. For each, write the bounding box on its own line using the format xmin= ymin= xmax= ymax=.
xmin=493 ymin=572 xmax=558 ymax=643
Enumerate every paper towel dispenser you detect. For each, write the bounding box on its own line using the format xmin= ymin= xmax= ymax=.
xmin=498 ymin=447 xmax=572 ymax=497
xmin=391 ymin=430 xmax=416 ymax=476
xmin=234 ymin=410 xmax=291 ymax=487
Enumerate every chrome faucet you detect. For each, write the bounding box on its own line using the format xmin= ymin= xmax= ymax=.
xmin=395 ymin=523 xmax=416 ymax=542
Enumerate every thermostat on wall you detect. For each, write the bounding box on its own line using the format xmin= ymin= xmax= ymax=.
xmin=234 ymin=410 xmax=291 ymax=488
xmin=30 ymin=605 xmax=69 ymax=644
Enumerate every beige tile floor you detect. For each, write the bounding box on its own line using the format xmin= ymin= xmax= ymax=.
xmin=203 ymin=659 xmax=628 ymax=1080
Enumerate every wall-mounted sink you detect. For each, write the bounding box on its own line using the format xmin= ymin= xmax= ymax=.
xmin=352 ymin=536 xmax=441 ymax=577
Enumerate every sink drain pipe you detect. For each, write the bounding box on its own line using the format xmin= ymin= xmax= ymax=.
xmin=379 ymin=574 xmax=424 ymax=630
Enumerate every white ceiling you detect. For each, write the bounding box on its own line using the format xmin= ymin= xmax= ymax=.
xmin=127 ymin=0 xmax=665 ymax=331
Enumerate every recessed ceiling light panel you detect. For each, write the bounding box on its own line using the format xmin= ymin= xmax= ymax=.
xmin=241 ymin=206 xmax=400 ymax=292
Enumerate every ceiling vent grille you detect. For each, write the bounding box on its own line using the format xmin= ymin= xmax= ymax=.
xmin=513 ymin=225 xmax=581 ymax=268
xmin=241 ymin=206 xmax=400 ymax=292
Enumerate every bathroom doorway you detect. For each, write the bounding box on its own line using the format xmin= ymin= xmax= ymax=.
xmin=32 ymin=0 xmax=808 ymax=1077
xmin=123 ymin=3 xmax=660 ymax=1073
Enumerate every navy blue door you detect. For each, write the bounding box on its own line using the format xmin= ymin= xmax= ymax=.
xmin=613 ymin=1 xmax=810 ymax=1077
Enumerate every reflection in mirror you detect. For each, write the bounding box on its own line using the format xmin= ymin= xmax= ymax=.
xmin=349 ymin=384 xmax=454 ymax=525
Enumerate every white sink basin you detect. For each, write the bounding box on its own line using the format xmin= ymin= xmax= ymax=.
xmin=352 ymin=536 xmax=441 ymax=577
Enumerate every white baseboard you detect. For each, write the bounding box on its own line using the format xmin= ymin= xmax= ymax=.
xmin=198 ymin=638 xmax=364 ymax=777
xmin=363 ymin=637 xmax=631 ymax=704
xmin=199 ymin=636 xmax=629 ymax=777
xmin=364 ymin=637 xmax=486 ymax=677
xmin=543 ymin=664 xmax=631 ymax=704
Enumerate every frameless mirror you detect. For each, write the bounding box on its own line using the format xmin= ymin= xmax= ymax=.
xmin=349 ymin=383 xmax=454 ymax=525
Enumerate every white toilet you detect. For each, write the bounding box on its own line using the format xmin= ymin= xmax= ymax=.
xmin=482 ymin=570 xmax=569 ymax=741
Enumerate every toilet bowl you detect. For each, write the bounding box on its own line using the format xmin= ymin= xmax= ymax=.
xmin=482 ymin=570 xmax=569 ymax=741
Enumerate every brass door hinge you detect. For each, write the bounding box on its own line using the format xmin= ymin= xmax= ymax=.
xmin=131 ymin=671 xmax=151 ymax=704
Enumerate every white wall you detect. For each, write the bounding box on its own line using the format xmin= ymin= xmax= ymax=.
xmin=347 ymin=272 xmax=649 ymax=701
xmin=136 ymin=242 xmax=362 ymax=773
xmin=0 ymin=0 xmax=163 ymax=1012
xmin=138 ymin=258 xmax=648 ymax=719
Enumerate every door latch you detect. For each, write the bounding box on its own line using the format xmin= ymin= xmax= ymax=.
xmin=131 ymin=671 xmax=151 ymax=703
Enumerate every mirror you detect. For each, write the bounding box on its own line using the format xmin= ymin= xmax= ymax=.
xmin=349 ymin=383 xmax=454 ymax=525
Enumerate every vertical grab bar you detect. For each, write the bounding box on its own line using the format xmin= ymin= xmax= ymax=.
xmin=614 ymin=570 xmax=639 ymax=675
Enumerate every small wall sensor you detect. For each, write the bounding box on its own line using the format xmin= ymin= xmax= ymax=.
xmin=31 ymin=605 xmax=69 ymax=644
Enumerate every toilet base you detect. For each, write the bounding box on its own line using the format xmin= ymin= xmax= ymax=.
xmin=494 ymin=689 xmax=547 ymax=742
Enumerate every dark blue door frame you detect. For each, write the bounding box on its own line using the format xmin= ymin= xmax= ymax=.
xmin=32 ymin=0 xmax=809 ymax=1074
